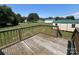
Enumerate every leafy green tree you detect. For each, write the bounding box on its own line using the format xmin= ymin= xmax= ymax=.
xmin=55 ymin=17 xmax=65 ymax=20
xmin=65 ymin=16 xmax=75 ymax=20
xmin=27 ymin=13 xmax=39 ymax=22
xmin=0 ymin=5 xmax=19 ymax=26
xmin=48 ymin=17 xmax=53 ymax=19
xmin=22 ymin=16 xmax=27 ymax=23
xmin=16 ymin=14 xmax=27 ymax=23
xmin=55 ymin=17 xmax=60 ymax=20
xmin=16 ymin=14 xmax=22 ymax=22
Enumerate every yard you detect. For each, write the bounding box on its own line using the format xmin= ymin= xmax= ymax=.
xmin=60 ymin=30 xmax=73 ymax=39
xmin=0 ymin=22 xmax=73 ymax=49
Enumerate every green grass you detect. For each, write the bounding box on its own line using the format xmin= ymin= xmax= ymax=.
xmin=60 ymin=30 xmax=73 ymax=39
xmin=0 ymin=22 xmax=51 ymax=31
xmin=0 ymin=22 xmax=52 ymax=48
xmin=0 ymin=22 xmax=73 ymax=48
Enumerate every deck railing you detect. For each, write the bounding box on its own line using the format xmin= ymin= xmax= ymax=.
xmin=71 ymin=28 xmax=79 ymax=55
xmin=0 ymin=25 xmax=62 ymax=49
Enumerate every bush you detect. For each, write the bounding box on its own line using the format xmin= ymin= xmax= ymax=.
xmin=27 ymin=13 xmax=39 ymax=22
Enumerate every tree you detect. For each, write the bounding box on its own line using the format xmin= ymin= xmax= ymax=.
xmin=16 ymin=14 xmax=27 ymax=23
xmin=55 ymin=17 xmax=60 ymax=20
xmin=65 ymin=16 xmax=75 ymax=20
xmin=48 ymin=17 xmax=53 ymax=19
xmin=59 ymin=17 xmax=65 ymax=20
xmin=22 ymin=16 xmax=27 ymax=22
xmin=27 ymin=13 xmax=39 ymax=22
xmin=16 ymin=13 xmax=22 ymax=22
xmin=0 ymin=5 xmax=19 ymax=26
xmin=10 ymin=14 xmax=19 ymax=25
xmin=55 ymin=17 xmax=65 ymax=20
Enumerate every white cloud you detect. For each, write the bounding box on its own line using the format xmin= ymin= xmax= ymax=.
xmin=71 ymin=12 xmax=79 ymax=19
xmin=63 ymin=12 xmax=79 ymax=19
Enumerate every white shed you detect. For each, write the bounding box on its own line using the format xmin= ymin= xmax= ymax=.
xmin=44 ymin=19 xmax=54 ymax=23
xmin=53 ymin=19 xmax=79 ymax=32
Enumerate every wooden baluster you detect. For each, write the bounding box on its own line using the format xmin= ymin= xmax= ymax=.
xmin=16 ymin=30 xmax=19 ymax=41
xmin=10 ymin=30 xmax=13 ymax=42
xmin=18 ymin=29 xmax=22 ymax=41
xmin=3 ymin=32 xmax=6 ymax=45
xmin=6 ymin=31 xmax=9 ymax=44
xmin=13 ymin=30 xmax=16 ymax=42
xmin=0 ymin=33 xmax=3 ymax=47
xmin=1 ymin=33 xmax=4 ymax=46
xmin=7 ymin=31 xmax=11 ymax=44
xmin=15 ymin=30 xmax=17 ymax=41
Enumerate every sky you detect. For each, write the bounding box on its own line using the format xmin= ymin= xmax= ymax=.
xmin=2 ymin=4 xmax=79 ymax=18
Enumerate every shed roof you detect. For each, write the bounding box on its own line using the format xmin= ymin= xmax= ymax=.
xmin=53 ymin=19 xmax=79 ymax=24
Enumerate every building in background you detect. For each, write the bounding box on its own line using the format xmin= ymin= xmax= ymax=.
xmin=44 ymin=19 xmax=55 ymax=23
xmin=53 ymin=19 xmax=79 ymax=32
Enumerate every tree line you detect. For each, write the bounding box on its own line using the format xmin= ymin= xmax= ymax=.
xmin=44 ymin=16 xmax=75 ymax=20
xmin=54 ymin=16 xmax=75 ymax=20
xmin=0 ymin=5 xmax=40 ymax=27
xmin=0 ymin=5 xmax=76 ymax=27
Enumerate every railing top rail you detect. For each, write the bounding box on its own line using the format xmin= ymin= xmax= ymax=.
xmin=75 ymin=28 xmax=79 ymax=32
xmin=0 ymin=25 xmax=57 ymax=33
xmin=71 ymin=28 xmax=79 ymax=55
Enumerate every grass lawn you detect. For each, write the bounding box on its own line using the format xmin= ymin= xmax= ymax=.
xmin=60 ymin=30 xmax=73 ymax=39
xmin=0 ymin=22 xmax=73 ymax=39
xmin=0 ymin=22 xmax=53 ymax=48
xmin=0 ymin=22 xmax=44 ymax=31
xmin=0 ymin=21 xmax=52 ymax=31
xmin=0 ymin=22 xmax=73 ymax=48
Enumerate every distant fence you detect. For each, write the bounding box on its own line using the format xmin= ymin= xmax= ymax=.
xmin=0 ymin=25 xmax=62 ymax=49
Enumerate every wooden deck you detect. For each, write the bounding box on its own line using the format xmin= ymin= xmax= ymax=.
xmin=2 ymin=33 xmax=68 ymax=55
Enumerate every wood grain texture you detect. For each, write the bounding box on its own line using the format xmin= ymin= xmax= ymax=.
xmin=2 ymin=33 xmax=68 ymax=55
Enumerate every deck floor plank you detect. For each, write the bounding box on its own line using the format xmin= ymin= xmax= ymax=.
xmin=2 ymin=33 xmax=68 ymax=55
xmin=24 ymin=38 xmax=54 ymax=55
xmin=38 ymin=34 xmax=68 ymax=47
xmin=31 ymin=35 xmax=67 ymax=54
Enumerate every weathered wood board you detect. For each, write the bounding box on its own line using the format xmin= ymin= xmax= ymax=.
xmin=2 ymin=33 xmax=68 ymax=55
